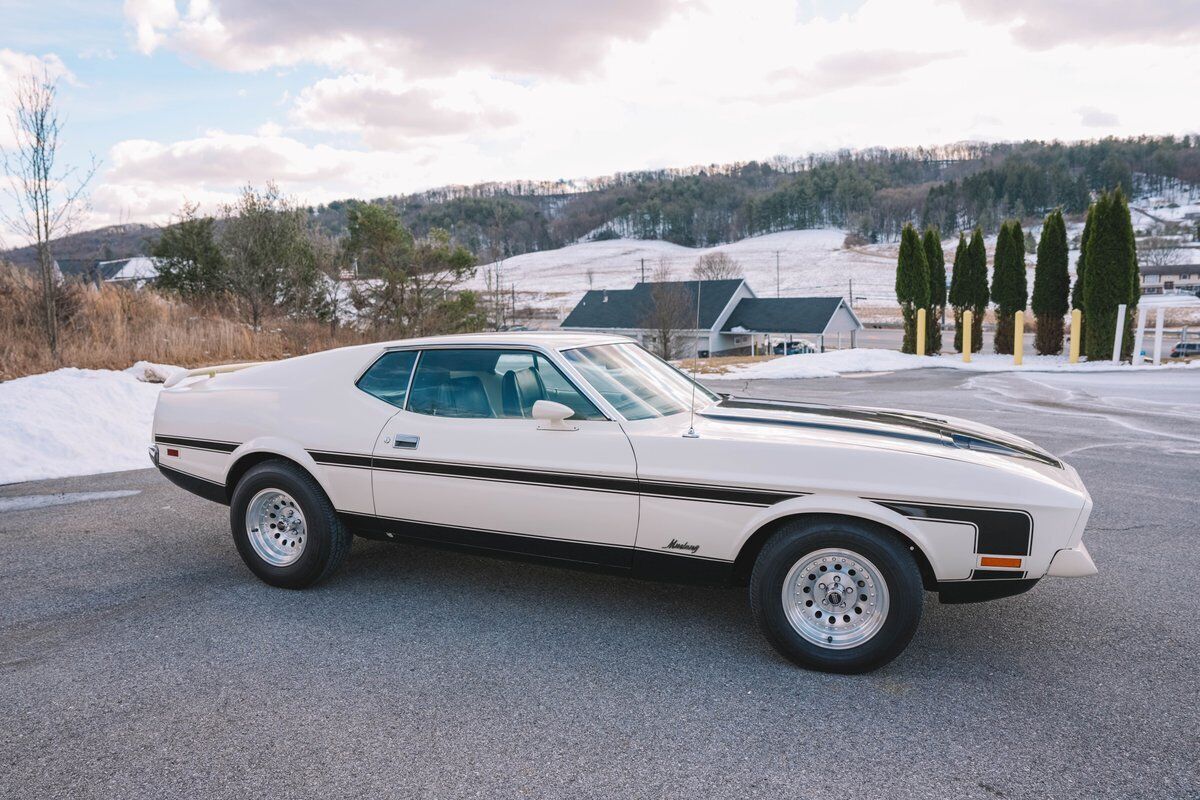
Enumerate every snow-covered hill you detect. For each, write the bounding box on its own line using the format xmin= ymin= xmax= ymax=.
xmin=467 ymin=229 xmax=902 ymax=323
xmin=471 ymin=195 xmax=1200 ymax=325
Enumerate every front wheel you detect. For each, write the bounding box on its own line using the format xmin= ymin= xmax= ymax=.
xmin=750 ymin=518 xmax=922 ymax=673
xmin=229 ymin=460 xmax=352 ymax=589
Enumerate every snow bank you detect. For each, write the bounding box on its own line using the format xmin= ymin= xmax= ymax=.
xmin=720 ymin=349 xmax=1200 ymax=380
xmin=0 ymin=366 xmax=177 ymax=484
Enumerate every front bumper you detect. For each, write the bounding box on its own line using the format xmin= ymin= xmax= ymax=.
xmin=1046 ymin=541 xmax=1098 ymax=577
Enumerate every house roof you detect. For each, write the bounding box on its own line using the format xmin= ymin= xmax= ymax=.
xmin=561 ymin=279 xmax=744 ymax=330
xmin=721 ymin=297 xmax=847 ymax=334
xmin=1139 ymin=263 xmax=1200 ymax=276
xmin=53 ymin=258 xmax=99 ymax=278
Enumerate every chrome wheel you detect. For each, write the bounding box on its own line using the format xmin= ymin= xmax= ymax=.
xmin=782 ymin=548 xmax=890 ymax=650
xmin=245 ymin=488 xmax=307 ymax=567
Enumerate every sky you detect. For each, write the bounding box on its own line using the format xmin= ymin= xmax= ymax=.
xmin=0 ymin=0 xmax=1197 ymax=237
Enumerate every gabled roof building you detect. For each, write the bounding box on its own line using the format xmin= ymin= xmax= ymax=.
xmin=561 ymin=278 xmax=861 ymax=357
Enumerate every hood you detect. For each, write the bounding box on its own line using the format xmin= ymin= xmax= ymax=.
xmin=701 ymin=396 xmax=1062 ymax=468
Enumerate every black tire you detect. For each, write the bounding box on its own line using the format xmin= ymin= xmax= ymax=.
xmin=749 ymin=517 xmax=922 ymax=673
xmin=228 ymin=460 xmax=352 ymax=589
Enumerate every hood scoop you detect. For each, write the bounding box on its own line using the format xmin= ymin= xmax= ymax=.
xmin=702 ymin=397 xmax=1061 ymax=468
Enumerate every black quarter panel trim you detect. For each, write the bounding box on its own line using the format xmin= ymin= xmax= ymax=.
xmin=155 ymin=434 xmax=239 ymax=454
xmin=156 ymin=463 xmax=228 ymax=504
xmin=872 ymin=499 xmax=1032 ymax=556
xmin=970 ymin=568 xmax=1029 ymax=580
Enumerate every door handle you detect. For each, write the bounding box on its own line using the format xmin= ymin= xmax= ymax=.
xmin=392 ymin=434 xmax=420 ymax=450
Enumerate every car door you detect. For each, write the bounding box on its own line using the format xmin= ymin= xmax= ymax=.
xmin=365 ymin=346 xmax=640 ymax=568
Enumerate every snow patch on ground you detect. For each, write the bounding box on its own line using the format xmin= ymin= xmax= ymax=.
xmin=0 ymin=366 xmax=175 ymax=484
xmin=720 ymin=349 xmax=1200 ymax=380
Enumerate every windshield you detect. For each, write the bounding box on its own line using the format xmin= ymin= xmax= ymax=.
xmin=562 ymin=343 xmax=719 ymax=421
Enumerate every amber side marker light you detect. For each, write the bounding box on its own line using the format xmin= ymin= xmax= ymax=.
xmin=980 ymin=556 xmax=1022 ymax=568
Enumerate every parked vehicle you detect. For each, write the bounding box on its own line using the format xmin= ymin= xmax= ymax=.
xmin=1168 ymin=341 xmax=1200 ymax=360
xmin=772 ymin=340 xmax=816 ymax=355
xmin=151 ymin=333 xmax=1095 ymax=673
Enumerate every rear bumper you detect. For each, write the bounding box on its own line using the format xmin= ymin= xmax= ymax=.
xmin=1046 ymin=541 xmax=1097 ymax=577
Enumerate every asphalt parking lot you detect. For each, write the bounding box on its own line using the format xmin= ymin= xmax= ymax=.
xmin=2 ymin=368 xmax=1198 ymax=799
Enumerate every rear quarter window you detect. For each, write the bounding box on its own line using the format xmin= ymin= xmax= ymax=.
xmin=356 ymin=350 xmax=419 ymax=407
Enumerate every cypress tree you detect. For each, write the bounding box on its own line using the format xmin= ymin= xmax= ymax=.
xmin=965 ymin=228 xmax=988 ymax=352
xmin=1082 ymin=189 xmax=1138 ymax=360
xmin=991 ymin=220 xmax=1028 ymax=354
xmin=923 ymin=226 xmax=946 ymax=355
xmin=948 ymin=232 xmax=969 ymax=352
xmin=896 ymin=223 xmax=931 ymax=354
xmin=1072 ymin=202 xmax=1094 ymax=350
xmin=1032 ymin=209 xmax=1069 ymax=355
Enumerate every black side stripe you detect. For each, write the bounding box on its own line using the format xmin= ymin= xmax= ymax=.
xmin=871 ymin=499 xmax=1032 ymax=557
xmin=155 ymin=434 xmax=239 ymax=454
xmin=309 ymin=450 xmax=803 ymax=507
xmin=970 ymin=568 xmax=1028 ymax=580
xmin=341 ymin=510 xmax=736 ymax=568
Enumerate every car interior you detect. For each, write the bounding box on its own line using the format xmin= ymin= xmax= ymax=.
xmin=359 ymin=348 xmax=604 ymax=420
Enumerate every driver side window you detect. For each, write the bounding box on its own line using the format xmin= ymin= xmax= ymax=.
xmin=406 ymin=349 xmax=606 ymax=421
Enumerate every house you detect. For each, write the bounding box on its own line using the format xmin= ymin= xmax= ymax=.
xmin=1139 ymin=264 xmax=1200 ymax=295
xmin=560 ymin=278 xmax=862 ymax=357
xmin=51 ymin=257 xmax=161 ymax=288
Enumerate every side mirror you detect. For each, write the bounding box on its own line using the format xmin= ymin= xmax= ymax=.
xmin=531 ymin=400 xmax=576 ymax=430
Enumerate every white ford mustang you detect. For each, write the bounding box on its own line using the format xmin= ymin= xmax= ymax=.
xmin=150 ymin=332 xmax=1096 ymax=672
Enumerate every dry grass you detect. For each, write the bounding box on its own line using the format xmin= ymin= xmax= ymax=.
xmin=675 ymin=354 xmax=780 ymax=375
xmin=0 ymin=265 xmax=372 ymax=381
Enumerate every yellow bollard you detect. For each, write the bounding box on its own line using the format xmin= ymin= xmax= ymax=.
xmin=1013 ymin=310 xmax=1024 ymax=366
xmin=1069 ymin=309 xmax=1081 ymax=364
xmin=916 ymin=308 xmax=926 ymax=356
xmin=963 ymin=310 xmax=973 ymax=363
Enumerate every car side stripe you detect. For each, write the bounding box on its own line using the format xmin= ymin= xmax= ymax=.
xmin=308 ymin=450 xmax=803 ymax=507
xmin=870 ymin=499 xmax=1033 ymax=557
xmin=154 ymin=434 xmax=239 ymax=453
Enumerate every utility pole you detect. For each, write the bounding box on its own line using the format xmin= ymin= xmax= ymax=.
xmin=640 ymin=258 xmax=645 ymax=283
xmin=848 ymin=278 xmax=854 ymax=306
xmin=775 ymin=251 xmax=781 ymax=298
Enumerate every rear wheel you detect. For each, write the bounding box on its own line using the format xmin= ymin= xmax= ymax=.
xmin=229 ymin=460 xmax=351 ymax=589
xmin=750 ymin=518 xmax=922 ymax=673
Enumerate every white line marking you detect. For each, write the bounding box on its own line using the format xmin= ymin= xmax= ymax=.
xmin=0 ymin=490 xmax=141 ymax=513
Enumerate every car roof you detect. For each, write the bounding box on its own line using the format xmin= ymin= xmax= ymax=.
xmin=363 ymin=331 xmax=635 ymax=352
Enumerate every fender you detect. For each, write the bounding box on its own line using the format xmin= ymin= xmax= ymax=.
xmin=223 ymin=436 xmax=338 ymax=502
xmin=732 ymin=493 xmax=953 ymax=581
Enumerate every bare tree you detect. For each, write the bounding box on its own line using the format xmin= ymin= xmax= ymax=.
xmin=586 ymin=267 xmax=595 ymax=289
xmin=692 ymin=251 xmax=742 ymax=281
xmin=1141 ymin=236 xmax=1185 ymax=269
xmin=1 ymin=68 xmax=97 ymax=355
xmin=643 ymin=260 xmax=695 ymax=360
xmin=307 ymin=225 xmax=347 ymax=336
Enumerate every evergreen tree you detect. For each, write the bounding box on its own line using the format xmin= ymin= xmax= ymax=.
xmin=1082 ymin=188 xmax=1139 ymax=361
xmin=991 ymin=220 xmax=1028 ymax=354
xmin=1071 ymin=202 xmax=1095 ymax=349
xmin=922 ymin=226 xmax=946 ymax=355
xmin=895 ymin=223 xmax=931 ymax=354
xmin=965 ymin=227 xmax=989 ymax=352
xmin=151 ymin=202 xmax=226 ymax=299
xmin=1032 ymin=209 xmax=1069 ymax=355
xmin=948 ymin=233 xmax=969 ymax=352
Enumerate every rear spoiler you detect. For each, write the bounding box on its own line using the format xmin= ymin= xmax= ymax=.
xmin=163 ymin=361 xmax=268 ymax=389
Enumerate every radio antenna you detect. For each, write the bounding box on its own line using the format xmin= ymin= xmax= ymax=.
xmin=684 ymin=279 xmax=702 ymax=439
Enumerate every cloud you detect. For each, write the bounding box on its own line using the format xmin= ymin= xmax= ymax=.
xmin=291 ymin=71 xmax=521 ymax=147
xmin=954 ymin=0 xmax=1200 ymax=48
xmin=765 ymin=48 xmax=963 ymax=100
xmin=87 ymin=128 xmax=505 ymax=225
xmin=1077 ymin=106 xmax=1119 ymax=127
xmin=0 ymin=49 xmax=76 ymax=148
xmin=124 ymin=0 xmax=688 ymax=77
